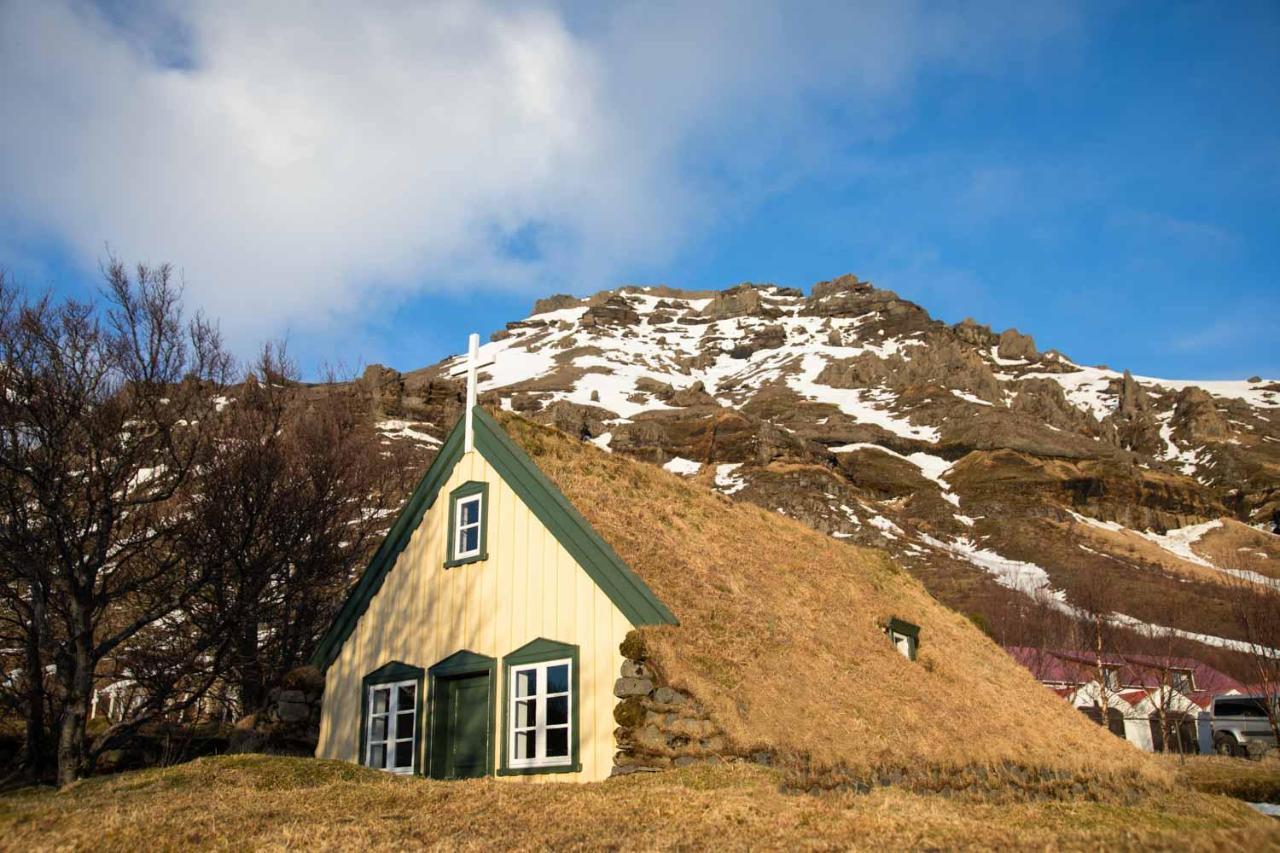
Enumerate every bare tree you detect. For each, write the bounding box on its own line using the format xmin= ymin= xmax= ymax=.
xmin=0 ymin=263 xmax=231 ymax=785
xmin=186 ymin=350 xmax=401 ymax=716
xmin=1071 ymin=565 xmax=1124 ymax=727
xmin=1223 ymin=565 xmax=1280 ymax=750
xmin=1131 ymin=608 xmax=1199 ymax=760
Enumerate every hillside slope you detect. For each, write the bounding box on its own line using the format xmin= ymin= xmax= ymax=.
xmin=497 ymin=412 xmax=1154 ymax=786
xmin=346 ymin=275 xmax=1278 ymax=666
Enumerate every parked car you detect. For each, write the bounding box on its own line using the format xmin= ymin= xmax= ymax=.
xmin=1210 ymin=695 xmax=1278 ymax=757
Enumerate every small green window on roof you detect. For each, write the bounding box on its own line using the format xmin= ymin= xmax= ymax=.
xmin=887 ymin=617 xmax=920 ymax=662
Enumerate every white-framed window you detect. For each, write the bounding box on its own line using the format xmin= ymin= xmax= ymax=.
xmin=508 ymin=658 xmax=572 ymax=769
xmin=366 ymin=679 xmax=418 ymax=774
xmin=454 ymin=493 xmax=483 ymax=560
xmin=1171 ymin=669 xmax=1195 ymax=693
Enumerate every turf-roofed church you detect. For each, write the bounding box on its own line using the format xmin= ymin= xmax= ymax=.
xmin=312 ymin=400 xmax=676 ymax=781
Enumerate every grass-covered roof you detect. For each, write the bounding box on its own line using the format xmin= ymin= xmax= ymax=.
xmin=495 ymin=411 xmax=1163 ymax=784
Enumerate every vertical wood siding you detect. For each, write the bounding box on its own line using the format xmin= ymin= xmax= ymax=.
xmin=317 ymin=450 xmax=631 ymax=782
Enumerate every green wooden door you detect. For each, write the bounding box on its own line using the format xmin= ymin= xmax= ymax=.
xmin=437 ymin=673 xmax=490 ymax=779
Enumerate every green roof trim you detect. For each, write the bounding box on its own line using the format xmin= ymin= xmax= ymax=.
xmin=470 ymin=407 xmax=678 ymax=629
xmin=312 ymin=407 xmax=676 ymax=672
xmin=888 ymin=617 xmax=920 ymax=640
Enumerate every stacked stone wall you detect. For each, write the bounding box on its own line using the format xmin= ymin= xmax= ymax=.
xmin=610 ymin=641 xmax=733 ymax=776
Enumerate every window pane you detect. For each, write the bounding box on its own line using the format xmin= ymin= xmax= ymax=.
xmin=514 ymin=698 xmax=536 ymax=728
xmin=371 ymin=716 xmax=388 ymax=742
xmin=515 ymin=731 xmax=535 ymax=760
xmin=397 ymin=684 xmax=416 ymax=710
xmin=461 ymin=526 xmax=479 ymax=554
xmin=546 ymin=727 xmax=568 ymax=758
xmin=394 ymin=740 xmax=414 ymax=770
xmin=547 ymin=695 xmax=568 ymax=726
xmin=515 ymin=669 xmax=536 ymax=698
xmin=396 ymin=711 xmax=415 ymax=739
xmin=460 ymin=498 xmax=480 ymax=525
xmin=371 ymin=688 xmax=390 ymax=714
xmin=370 ymin=743 xmax=386 ymax=769
xmin=546 ymin=664 xmax=569 ymax=694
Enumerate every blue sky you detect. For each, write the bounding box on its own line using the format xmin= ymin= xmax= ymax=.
xmin=2 ymin=1 xmax=1277 ymax=379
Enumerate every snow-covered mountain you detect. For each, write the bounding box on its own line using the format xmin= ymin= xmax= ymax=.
xmin=358 ymin=274 xmax=1280 ymax=660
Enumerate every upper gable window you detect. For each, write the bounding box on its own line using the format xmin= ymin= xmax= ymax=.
xmin=446 ymin=481 xmax=489 ymax=567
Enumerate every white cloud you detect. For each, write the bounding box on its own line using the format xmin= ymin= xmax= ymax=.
xmin=0 ymin=1 xmax=1075 ymax=351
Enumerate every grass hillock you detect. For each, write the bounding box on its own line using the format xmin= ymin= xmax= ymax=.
xmin=497 ymin=412 xmax=1164 ymax=793
xmin=2 ymin=755 xmax=1276 ymax=851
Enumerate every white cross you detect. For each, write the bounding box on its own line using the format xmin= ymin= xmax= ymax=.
xmin=447 ymin=333 xmax=496 ymax=453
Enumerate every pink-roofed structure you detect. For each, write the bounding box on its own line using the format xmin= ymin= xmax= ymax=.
xmin=1005 ymin=646 xmax=1245 ymax=754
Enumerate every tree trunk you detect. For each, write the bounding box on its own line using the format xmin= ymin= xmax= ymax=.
xmin=56 ymin=604 xmax=94 ymax=787
xmin=21 ymin=586 xmax=47 ymax=782
xmin=236 ymin=603 xmax=264 ymax=714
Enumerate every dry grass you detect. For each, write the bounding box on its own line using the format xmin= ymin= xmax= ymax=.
xmin=2 ymin=755 xmax=1275 ymax=852
xmin=496 ymin=413 xmax=1164 ymax=789
xmin=1054 ymin=516 xmax=1230 ymax=586
xmin=1194 ymin=519 xmax=1280 ymax=582
xmin=1167 ymin=753 xmax=1280 ymax=802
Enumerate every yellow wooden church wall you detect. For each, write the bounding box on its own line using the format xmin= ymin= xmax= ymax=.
xmin=316 ymin=448 xmax=632 ymax=782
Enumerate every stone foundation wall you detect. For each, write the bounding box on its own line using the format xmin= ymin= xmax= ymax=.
xmin=610 ymin=641 xmax=733 ymax=776
xmin=229 ymin=666 xmax=323 ymax=756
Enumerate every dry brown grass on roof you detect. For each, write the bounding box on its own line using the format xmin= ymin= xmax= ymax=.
xmin=496 ymin=412 xmax=1166 ymax=788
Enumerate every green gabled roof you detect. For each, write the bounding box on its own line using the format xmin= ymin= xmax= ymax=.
xmin=312 ymin=407 xmax=676 ymax=672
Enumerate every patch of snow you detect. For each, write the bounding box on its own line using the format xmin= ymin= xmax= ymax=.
xmin=1069 ymin=512 xmax=1278 ymax=589
xmin=789 ymin=353 xmax=940 ymax=442
xmin=951 ymin=389 xmax=993 ymax=407
xmin=714 ymin=462 xmax=747 ymax=495
xmin=920 ymin=534 xmax=1064 ymax=602
xmin=663 ymin=456 xmax=702 ymax=477
xmin=1108 ymin=613 xmax=1275 ymax=655
xmin=830 ymin=442 xmax=959 ymax=505
xmin=867 ymin=514 xmax=903 ymax=539
xmin=376 ymin=419 xmax=442 ymax=446
xmin=589 ymin=432 xmax=613 ymax=452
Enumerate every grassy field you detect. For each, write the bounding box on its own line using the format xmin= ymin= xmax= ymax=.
xmin=1 ymin=755 xmax=1276 ymax=851
xmin=1167 ymin=753 xmax=1280 ymax=803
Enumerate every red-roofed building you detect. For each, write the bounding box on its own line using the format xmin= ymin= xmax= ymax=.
xmin=1004 ymin=646 xmax=1244 ymax=754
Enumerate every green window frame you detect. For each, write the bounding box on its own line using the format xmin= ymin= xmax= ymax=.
xmin=887 ymin=617 xmax=920 ymax=662
xmin=445 ymin=481 xmax=489 ymax=568
xmin=499 ymin=638 xmax=581 ymax=776
xmin=359 ymin=661 xmax=425 ymax=774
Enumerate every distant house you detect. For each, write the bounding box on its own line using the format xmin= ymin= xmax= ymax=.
xmin=312 ymin=407 xmax=677 ymax=780
xmin=1005 ymin=646 xmax=1243 ymax=754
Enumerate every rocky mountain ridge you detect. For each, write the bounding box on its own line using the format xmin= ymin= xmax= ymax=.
xmin=350 ymin=274 xmax=1280 ymax=662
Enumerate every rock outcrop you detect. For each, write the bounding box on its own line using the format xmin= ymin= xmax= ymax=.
xmin=361 ymin=277 xmax=1280 ymax=663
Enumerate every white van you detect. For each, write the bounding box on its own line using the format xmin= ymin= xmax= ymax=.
xmin=1210 ymin=695 xmax=1278 ymax=757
